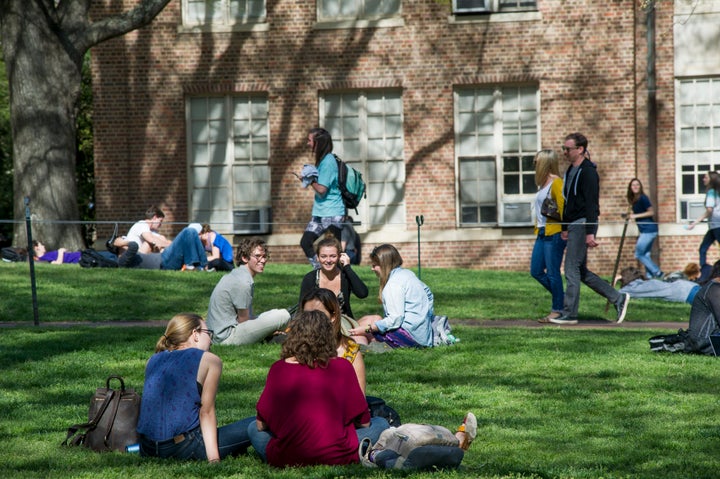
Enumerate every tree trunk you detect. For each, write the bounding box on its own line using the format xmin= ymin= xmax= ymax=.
xmin=0 ymin=0 xmax=174 ymax=251
xmin=2 ymin=1 xmax=83 ymax=250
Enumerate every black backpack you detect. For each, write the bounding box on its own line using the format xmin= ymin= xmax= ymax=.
xmin=79 ymin=249 xmax=118 ymax=268
xmin=1 ymin=247 xmax=28 ymax=262
xmin=335 ymin=154 xmax=366 ymax=213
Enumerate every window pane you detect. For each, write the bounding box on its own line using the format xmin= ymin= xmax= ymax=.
xmin=504 ymin=175 xmax=520 ymax=194
xmin=455 ymin=86 xmax=538 ymax=225
xmin=189 ymin=95 xmax=270 ymax=227
xmin=677 ymin=78 xmax=720 ymax=219
xmin=322 ymin=90 xmax=404 ymax=227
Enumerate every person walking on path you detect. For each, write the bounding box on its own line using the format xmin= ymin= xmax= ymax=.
xmin=687 ymin=171 xmax=720 ymax=272
xmin=626 ymin=178 xmax=663 ymax=279
xmin=530 ymin=149 xmax=567 ymax=323
xmin=297 ymin=128 xmax=346 ymax=269
xmin=550 ymin=133 xmax=630 ymax=325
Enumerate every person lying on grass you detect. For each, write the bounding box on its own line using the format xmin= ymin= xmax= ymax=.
xmin=615 ymin=266 xmax=700 ymax=305
xmin=32 ymin=241 xmax=81 ymax=264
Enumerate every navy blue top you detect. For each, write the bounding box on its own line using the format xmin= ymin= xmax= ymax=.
xmin=136 ymin=347 xmax=204 ymax=441
xmin=632 ymin=194 xmax=658 ymax=234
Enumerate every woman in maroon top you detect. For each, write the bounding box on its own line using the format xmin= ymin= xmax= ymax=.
xmin=248 ymin=310 xmax=389 ymax=467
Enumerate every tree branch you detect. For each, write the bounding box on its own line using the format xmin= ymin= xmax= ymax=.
xmin=71 ymin=0 xmax=173 ymax=53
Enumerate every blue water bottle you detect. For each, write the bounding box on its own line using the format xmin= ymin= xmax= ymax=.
xmin=125 ymin=443 xmax=140 ymax=454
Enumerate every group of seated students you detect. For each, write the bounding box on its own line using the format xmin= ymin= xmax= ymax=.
xmin=109 ymin=206 xmax=233 ymax=271
xmin=136 ymin=231 xmax=473 ymax=467
xmin=29 ymin=206 xmax=233 ymax=271
xmin=137 ymin=310 xmax=475 ymax=468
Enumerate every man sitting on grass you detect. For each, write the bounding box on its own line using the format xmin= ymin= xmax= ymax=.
xmin=114 ymin=224 xmax=207 ymax=271
xmin=206 ymin=237 xmax=292 ymax=345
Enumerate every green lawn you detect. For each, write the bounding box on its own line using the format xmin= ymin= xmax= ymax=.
xmin=0 ymin=262 xmax=691 ymax=323
xmin=0 ymin=262 xmax=712 ymax=478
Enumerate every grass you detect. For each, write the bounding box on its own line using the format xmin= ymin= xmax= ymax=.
xmin=0 ymin=262 xmax=713 ymax=478
xmin=0 ymin=262 xmax=691 ymax=323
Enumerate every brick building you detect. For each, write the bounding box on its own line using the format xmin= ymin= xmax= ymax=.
xmin=90 ymin=0 xmax=720 ymax=273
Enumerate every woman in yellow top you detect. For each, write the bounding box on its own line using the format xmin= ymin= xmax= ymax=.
xmin=531 ymin=149 xmax=567 ymax=323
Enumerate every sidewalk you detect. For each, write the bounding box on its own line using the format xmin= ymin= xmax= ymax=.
xmin=0 ymin=319 xmax=687 ymax=330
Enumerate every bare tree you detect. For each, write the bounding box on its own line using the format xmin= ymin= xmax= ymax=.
xmin=0 ymin=0 xmax=172 ymax=249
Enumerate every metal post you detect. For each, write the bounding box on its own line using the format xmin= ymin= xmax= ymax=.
xmin=415 ymin=215 xmax=424 ymax=280
xmin=24 ymin=197 xmax=40 ymax=326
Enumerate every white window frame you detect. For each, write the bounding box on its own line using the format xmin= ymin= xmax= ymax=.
xmin=676 ymin=77 xmax=720 ymax=221
xmin=181 ymin=0 xmax=268 ymax=32
xmin=186 ymin=95 xmax=271 ymax=233
xmin=317 ymin=0 xmax=402 ymax=23
xmin=454 ymin=85 xmax=540 ymax=227
xmin=319 ymin=90 xmax=405 ymax=231
xmin=452 ymin=0 xmax=537 ymax=14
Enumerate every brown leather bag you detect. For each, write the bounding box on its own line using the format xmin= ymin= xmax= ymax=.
xmin=63 ymin=375 xmax=141 ymax=452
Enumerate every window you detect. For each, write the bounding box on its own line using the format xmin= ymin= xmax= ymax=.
xmin=187 ymin=96 xmax=271 ymax=233
xmin=183 ymin=0 xmax=265 ymax=27
xmin=455 ymin=86 xmax=539 ymax=226
xmin=453 ymin=0 xmax=536 ymax=14
xmin=677 ymin=78 xmax=720 ymax=220
xmin=318 ymin=0 xmax=401 ymax=21
xmin=320 ymin=90 xmax=405 ymax=229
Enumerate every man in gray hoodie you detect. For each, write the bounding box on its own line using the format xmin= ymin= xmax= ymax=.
xmin=551 ymin=132 xmax=630 ymax=325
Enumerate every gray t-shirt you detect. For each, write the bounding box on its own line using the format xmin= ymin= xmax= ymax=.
xmin=206 ymin=264 xmax=254 ymax=342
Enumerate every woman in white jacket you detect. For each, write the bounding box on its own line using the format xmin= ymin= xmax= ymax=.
xmin=351 ymin=244 xmax=434 ymax=348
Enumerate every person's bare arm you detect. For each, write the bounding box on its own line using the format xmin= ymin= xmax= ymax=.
xmin=236 ymin=308 xmax=250 ymax=324
xmin=51 ymin=248 xmax=66 ymax=264
xmin=141 ymin=231 xmax=171 ymax=249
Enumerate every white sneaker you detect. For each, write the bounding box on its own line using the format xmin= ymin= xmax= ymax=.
xmin=549 ymin=315 xmax=578 ymax=325
xmin=615 ymin=293 xmax=630 ymax=323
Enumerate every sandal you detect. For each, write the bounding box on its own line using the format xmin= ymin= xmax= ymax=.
xmin=538 ymin=312 xmax=562 ymax=323
xmin=457 ymin=412 xmax=477 ymax=450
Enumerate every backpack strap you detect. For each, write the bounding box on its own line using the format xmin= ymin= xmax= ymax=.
xmin=62 ymin=389 xmax=117 ymax=446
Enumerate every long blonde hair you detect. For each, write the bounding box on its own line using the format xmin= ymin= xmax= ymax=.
xmin=369 ymin=244 xmax=403 ymax=303
xmin=155 ymin=313 xmax=203 ymax=352
xmin=534 ymin=149 xmax=560 ymax=187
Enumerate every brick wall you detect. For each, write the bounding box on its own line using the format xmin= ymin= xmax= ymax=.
xmin=89 ymin=1 xmax=696 ymax=274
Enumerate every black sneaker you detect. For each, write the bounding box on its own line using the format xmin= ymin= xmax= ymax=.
xmin=615 ymin=292 xmax=630 ymax=323
xmin=105 ymin=223 xmax=119 ymax=255
xmin=117 ymin=241 xmax=138 ymax=267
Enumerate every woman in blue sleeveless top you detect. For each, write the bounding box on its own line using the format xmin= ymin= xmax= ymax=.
xmin=137 ymin=313 xmax=253 ymax=462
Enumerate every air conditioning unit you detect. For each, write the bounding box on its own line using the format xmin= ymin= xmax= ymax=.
xmin=233 ymin=207 xmax=272 ymax=235
xmin=501 ymin=202 xmax=532 ymax=225
xmin=453 ymin=0 xmax=490 ymax=14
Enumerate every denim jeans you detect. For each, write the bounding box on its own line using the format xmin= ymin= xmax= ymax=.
xmin=139 ymin=416 xmax=254 ymax=460
xmin=563 ymin=220 xmax=621 ymax=318
xmin=530 ymin=228 xmax=567 ymax=312
xmin=699 ymin=227 xmax=720 ymax=266
xmin=635 ymin=231 xmax=660 ymax=277
xmin=247 ymin=416 xmax=390 ymax=463
xmin=160 ymin=227 xmax=208 ymax=270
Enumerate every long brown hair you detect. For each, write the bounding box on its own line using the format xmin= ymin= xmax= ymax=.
xmin=155 ymin=313 xmax=203 ymax=353
xmin=369 ymin=244 xmax=403 ymax=303
xmin=281 ymin=310 xmax=338 ymax=368
xmin=300 ymin=287 xmax=346 ymax=349
xmin=626 ymin=178 xmax=645 ymax=205
xmin=309 ymin=128 xmax=333 ymax=166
